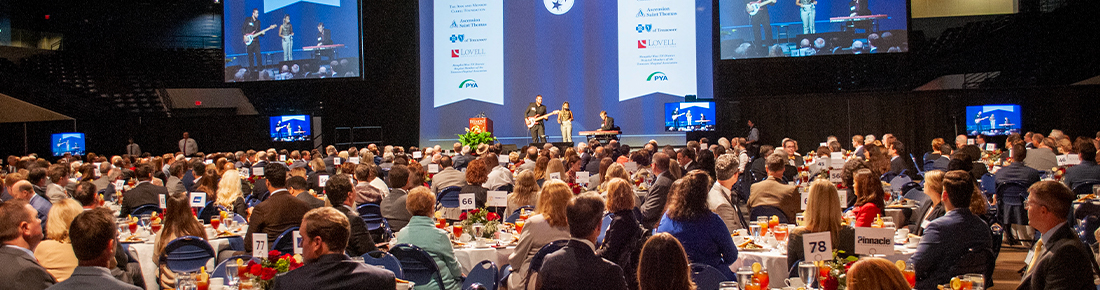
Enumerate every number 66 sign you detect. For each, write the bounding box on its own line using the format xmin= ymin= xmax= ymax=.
xmin=803 ymin=231 xmax=833 ymax=262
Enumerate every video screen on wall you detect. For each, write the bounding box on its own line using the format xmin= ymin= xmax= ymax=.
xmin=664 ymin=102 xmax=716 ymax=132
xmin=966 ymin=104 xmax=1021 ymax=136
xmin=270 ymin=115 xmax=312 ymax=142
xmin=718 ymin=0 xmax=908 ymax=59
xmin=419 ymin=0 xmax=714 ymax=146
xmin=51 ymin=133 xmax=85 ymax=157
xmin=223 ymin=0 xmax=361 ymax=82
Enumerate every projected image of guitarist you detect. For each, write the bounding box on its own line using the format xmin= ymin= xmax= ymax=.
xmin=524 ymin=95 xmax=559 ymax=143
xmin=745 ymin=0 xmax=776 ymax=45
xmin=242 ymin=8 xmax=276 ymax=68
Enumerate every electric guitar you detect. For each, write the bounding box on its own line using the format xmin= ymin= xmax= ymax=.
xmin=746 ymin=0 xmax=776 ymax=16
xmin=244 ymin=25 xmax=277 ymax=46
xmin=525 ymin=110 xmax=561 ymax=129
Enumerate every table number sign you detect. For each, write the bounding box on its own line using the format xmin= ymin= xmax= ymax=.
xmin=159 ymin=194 xmax=167 ymax=208
xmin=190 ymin=192 xmax=206 ymax=207
xmin=428 ymin=164 xmax=440 ymax=174
xmin=1067 ymin=154 xmax=1081 ymax=165
xmin=801 ymin=190 xmax=809 ymax=211
xmin=413 ymin=151 xmax=423 ymax=159
xmin=253 ymin=167 xmax=264 ymax=177
xmin=318 ymin=175 xmax=330 ymax=187
xmin=1057 ymin=155 xmax=1069 ymax=166
xmin=549 ymin=172 xmax=561 ymax=180
xmin=576 ymin=171 xmax=590 ymax=187
xmin=459 ymin=193 xmax=476 ymax=210
xmin=488 ymin=191 xmax=508 ymax=207
xmin=349 ymin=157 xmax=360 ymax=164
xmin=829 ymin=169 xmax=843 ymax=184
xmin=253 ymin=233 xmax=269 ymax=258
xmin=334 ymin=158 xmax=342 ymax=165
xmin=803 ymin=232 xmax=833 ymax=262
xmin=624 ymin=162 xmax=638 ymax=173
xmin=293 ymin=231 xmax=303 ymax=254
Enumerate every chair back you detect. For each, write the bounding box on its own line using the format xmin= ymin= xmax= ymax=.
xmin=494 ymin=184 xmax=514 ymax=193
xmin=1072 ymin=181 xmax=1100 ymax=196
xmin=889 ymin=174 xmax=912 ymax=193
xmin=951 ymin=246 xmax=993 ymax=285
xmin=980 ymin=173 xmax=996 ymax=198
xmin=748 ymin=205 xmax=788 ymax=223
xmin=996 ymin=182 xmax=1030 ymax=206
xmin=909 ymin=154 xmax=924 ymax=175
xmin=131 ymin=204 xmax=162 ymax=217
xmin=358 ymin=204 xmax=392 ymax=232
xmin=596 ymin=212 xmax=614 ymax=247
xmin=363 ymin=250 xmax=404 ymax=279
xmin=505 ymin=205 xmax=535 ymax=224
xmin=271 ymin=226 xmax=299 ymax=254
xmin=690 ymin=263 xmax=728 ymax=290
xmin=438 ymin=186 xmax=463 ymax=208
xmin=390 ymin=243 xmax=447 ymax=290
xmin=211 ymin=255 xmax=255 ymax=280
xmin=523 ymin=239 xmax=570 ymax=289
xmin=463 ymin=260 xmax=499 ymax=290
xmin=160 ymin=236 xmax=215 ymax=273
xmin=498 ymin=264 xmax=512 ymax=289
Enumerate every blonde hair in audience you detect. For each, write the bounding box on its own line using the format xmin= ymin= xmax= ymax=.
xmin=604 ymin=163 xmax=630 ymax=184
xmin=216 ymin=170 xmax=243 ymax=210
xmin=804 ymin=179 xmax=843 ymax=246
xmin=537 ymin=180 xmax=572 ymax=228
xmin=846 ymin=258 xmax=911 ymax=290
xmin=46 ymin=199 xmax=83 ymax=242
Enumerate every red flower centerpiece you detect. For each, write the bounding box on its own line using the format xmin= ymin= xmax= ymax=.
xmin=459 ymin=208 xmax=501 ymax=239
xmin=245 ymin=250 xmax=304 ymax=289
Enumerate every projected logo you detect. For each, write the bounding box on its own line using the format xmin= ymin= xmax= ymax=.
xmin=451 ymin=48 xmax=486 ymax=58
xmin=636 ymin=24 xmax=652 ymax=33
xmin=544 ymin=0 xmax=574 ymax=15
xmin=636 ymin=9 xmax=645 ymax=17
xmin=459 ymin=79 xmax=479 ymax=89
xmin=450 ymin=34 xmax=465 ymax=43
xmin=263 ymin=0 xmax=340 ymax=13
xmin=637 ymin=40 xmax=647 ymax=48
xmin=638 ymin=39 xmax=676 ymax=48
xmin=647 ymin=72 xmax=668 ymax=81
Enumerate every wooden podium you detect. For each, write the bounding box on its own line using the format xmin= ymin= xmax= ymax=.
xmin=469 ymin=118 xmax=493 ymax=134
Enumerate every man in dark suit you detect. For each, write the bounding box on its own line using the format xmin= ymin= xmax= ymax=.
xmin=525 ymin=95 xmax=549 ymax=143
xmin=288 ymin=176 xmax=324 ymax=209
xmin=908 ymin=170 xmax=992 ymax=290
xmin=11 ymin=180 xmax=51 ymax=231
xmin=380 ymin=165 xmax=413 ymax=232
xmin=452 ymin=146 xmax=472 ymax=171
xmin=537 ymin=193 xmax=628 ymax=290
xmin=322 ymin=146 xmax=338 ymax=175
xmin=1017 ymin=181 xmax=1100 ymax=290
xmin=323 ymin=175 xmax=377 ymax=256
xmin=678 ymin=147 xmax=700 ymax=173
xmin=1063 ymin=140 xmax=1100 ymax=191
xmin=49 ymin=208 xmax=142 ymax=290
xmin=599 ymin=111 xmax=615 ymax=131
xmin=585 ymin=146 xmax=606 ymax=174
xmin=119 ymin=164 xmax=167 ymax=218
xmin=0 ymin=200 xmax=57 ymax=289
xmin=271 ymin=207 xmax=395 ymax=290
xmin=888 ymin=141 xmax=919 ymax=180
xmin=995 ymin=145 xmax=1040 ymax=186
xmin=181 ymin=160 xmax=203 ymax=192
xmin=245 ymin=163 xmax=311 ymax=252
xmin=640 ymin=153 xmax=674 ymax=229
xmin=316 ymin=22 xmax=332 ymax=46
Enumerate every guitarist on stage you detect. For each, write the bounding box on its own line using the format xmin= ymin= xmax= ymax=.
xmin=525 ymin=95 xmax=558 ymax=143
xmin=745 ymin=0 xmax=776 ymax=45
xmin=242 ymin=9 xmax=265 ymax=68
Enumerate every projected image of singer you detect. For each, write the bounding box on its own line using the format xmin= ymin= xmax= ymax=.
xmin=242 ymin=9 xmax=275 ymax=68
xmin=524 ymin=95 xmax=559 ymax=143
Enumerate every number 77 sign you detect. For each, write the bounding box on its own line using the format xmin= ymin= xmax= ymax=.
xmin=803 ymin=231 xmax=833 ymax=262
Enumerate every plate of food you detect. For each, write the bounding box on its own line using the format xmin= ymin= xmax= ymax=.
xmin=120 ymin=235 xmax=144 ymax=243
xmin=737 ymin=239 xmax=767 ymax=251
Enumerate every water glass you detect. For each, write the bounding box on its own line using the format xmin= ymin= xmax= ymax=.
xmin=177 ymin=274 xmax=197 ymax=290
xmin=718 ymin=281 xmax=739 ymax=290
xmin=964 ymin=274 xmax=984 ymax=290
xmin=736 ymin=267 xmax=755 ymax=286
xmin=225 ymin=264 xmax=239 ymax=286
xmin=798 ymin=261 xmax=818 ymax=289
xmin=749 ymin=224 xmax=762 ymax=239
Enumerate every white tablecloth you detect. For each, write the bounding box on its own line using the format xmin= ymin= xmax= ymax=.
xmin=452 ymin=246 xmax=515 ymax=275
xmin=729 ymin=245 xmax=916 ymax=289
xmin=129 ymin=225 xmax=247 ymax=290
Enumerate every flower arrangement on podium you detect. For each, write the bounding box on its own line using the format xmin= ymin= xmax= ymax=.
xmin=244 ymin=250 xmax=304 ymax=289
xmin=458 ymin=208 xmax=500 ymax=239
xmin=457 ymin=126 xmax=496 ymax=149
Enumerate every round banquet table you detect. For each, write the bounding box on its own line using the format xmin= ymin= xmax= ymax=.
xmin=452 ymin=245 xmax=515 ymax=275
xmin=125 ymin=225 xmax=248 ymax=290
xmin=728 ymin=245 xmax=917 ymax=289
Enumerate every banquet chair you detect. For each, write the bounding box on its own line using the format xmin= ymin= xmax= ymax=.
xmin=463 ymin=260 xmax=499 ymax=290
xmin=358 ymin=203 xmax=394 ymax=240
xmin=909 ymin=154 xmax=925 ymax=176
xmin=505 ymin=206 xmax=535 ymax=224
xmin=391 ymin=243 xmax=447 ymax=290
xmin=494 ymin=184 xmax=514 ymax=193
xmin=523 ymin=239 xmax=571 ymax=290
xmin=1072 ymin=181 xmax=1100 ymax=196
xmin=362 ymin=250 xmax=404 ymax=279
xmin=161 ymin=236 xmax=216 ymax=273
xmin=996 ymin=181 xmax=1031 ymax=244
xmin=596 ymin=213 xmax=613 ymax=247
xmin=951 ymin=247 xmax=994 ymax=288
xmin=210 ymin=255 xmax=255 ymax=280
xmin=748 ymin=206 xmax=788 ymax=224
xmin=272 ymin=227 xmax=299 ymax=254
xmin=980 ymin=173 xmax=996 ymax=199
xmin=498 ymin=265 xmax=512 ymax=289
xmin=438 ymin=186 xmax=463 ymax=209
xmin=690 ymin=263 xmax=728 ymax=290
xmin=131 ymin=204 xmax=162 ymax=217
xmin=1073 ymin=201 xmax=1100 ymax=246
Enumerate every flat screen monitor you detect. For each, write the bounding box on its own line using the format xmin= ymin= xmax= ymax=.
xmin=965 ymin=104 xmax=1021 ymax=136
xmin=419 ymin=0 xmax=714 ymax=145
xmin=719 ymin=0 xmax=909 ymax=59
xmin=664 ymin=102 xmax=716 ymax=132
xmin=270 ymin=115 xmax=311 ymax=141
xmin=224 ymin=0 xmax=361 ymax=81
xmin=51 ymin=133 xmax=85 ymax=157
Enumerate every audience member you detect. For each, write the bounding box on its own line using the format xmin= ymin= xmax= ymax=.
xmin=709 ymin=154 xmax=745 ymax=233
xmin=164 ymin=161 xmax=187 ymax=195
xmin=0 ymin=199 xmax=56 ymax=289
xmin=353 ymin=164 xmax=385 ymax=205
xmin=909 ymin=170 xmax=946 ymax=235
xmin=640 ymin=152 xmax=674 ymax=229
xmin=748 ymin=153 xmax=801 ymax=221
xmin=509 ymin=180 xmax=573 ymax=289
xmin=288 ymin=176 xmax=324 ymax=209
xmin=153 ymin=192 xmax=207 ymax=289
xmin=909 ymin=170 xmax=991 ymax=290
xmin=35 ymin=199 xmax=82 ymax=281
xmin=71 ymin=181 xmax=98 ymax=209
xmin=637 ymin=232 xmax=696 ymax=290
xmin=507 ymin=170 xmax=540 ymax=216
xmin=45 ymin=208 xmax=142 ymax=290
xmin=462 ymin=159 xmax=490 ymax=208
xmin=483 ymin=152 xmax=514 ymax=190
xmin=119 ymin=164 xmax=166 ymax=218
xmin=846 ymin=258 xmax=911 ymax=290
xmin=323 ymin=174 xmax=376 ymax=257
xmin=394 ymin=187 xmax=463 ymax=290
xmin=657 ymin=170 xmax=738 ymax=280
xmin=1016 ymin=181 xmax=1100 ymax=289
xmin=1024 ymin=137 xmax=1059 ymax=171
xmin=453 ymin=145 xmax=473 ymax=171
xmin=788 ymin=179 xmax=855 ymax=270
xmin=1063 ymin=140 xmax=1100 ymax=191
xmin=45 ymin=164 xmax=71 ymax=203
xmin=537 ymin=193 xmax=628 ymax=290
xmin=271 ymin=207 xmax=395 ymax=290
xmin=214 ymin=169 xmax=249 ymax=217
xmin=850 ymin=169 xmax=885 ymax=227
xmin=595 ymin=178 xmax=643 ymax=290
xmin=245 ymin=163 xmax=311 ymax=252
xmin=430 ymin=156 xmax=467 ymax=195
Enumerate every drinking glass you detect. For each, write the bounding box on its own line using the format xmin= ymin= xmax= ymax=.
xmin=773 ymin=225 xmax=789 ymax=242
xmin=225 ymin=264 xmax=239 ymax=286
xmin=795 ymin=213 xmax=806 ymax=226
xmin=736 ymin=267 xmax=755 ymax=286
xmin=749 ymin=224 xmax=762 ymax=239
xmin=452 ymin=224 xmax=464 ymax=239
xmin=177 ymin=275 xmax=197 ymax=290
xmin=798 ymin=262 xmax=818 ymax=289
xmin=717 ymin=281 xmax=739 ymax=290
xmin=964 ymin=274 xmax=984 ymax=290
xmin=902 ymin=263 xmax=916 ymax=288
xmin=118 ymin=221 xmax=130 ymax=237
xmin=472 ymin=223 xmax=485 ymax=240
xmin=957 ymin=275 xmax=974 ymax=290
xmin=211 ymin=217 xmax=221 ymax=232
xmin=140 ymin=214 xmax=151 ymax=232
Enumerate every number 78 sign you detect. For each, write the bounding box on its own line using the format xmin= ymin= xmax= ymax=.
xmin=803 ymin=231 xmax=833 ymax=262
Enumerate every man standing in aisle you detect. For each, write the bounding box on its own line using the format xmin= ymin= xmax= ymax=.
xmin=178 ymin=132 xmax=198 ymax=157
xmin=745 ymin=120 xmax=760 ymax=158
xmin=125 ymin=138 xmax=140 ymax=157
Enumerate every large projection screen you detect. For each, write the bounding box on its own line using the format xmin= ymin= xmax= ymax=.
xmin=419 ymin=0 xmax=715 ymax=146
xmin=224 ymin=0 xmax=362 ymax=81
